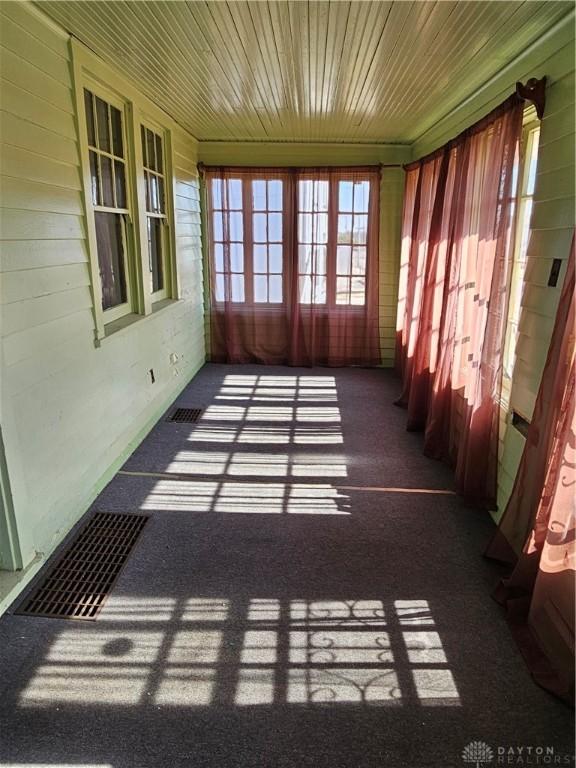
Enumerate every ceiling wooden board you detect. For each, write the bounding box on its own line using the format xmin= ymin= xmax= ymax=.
xmin=36 ymin=0 xmax=572 ymax=143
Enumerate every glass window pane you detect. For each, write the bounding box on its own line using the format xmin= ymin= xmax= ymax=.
xmin=352 ymin=247 xmax=366 ymax=275
xmin=148 ymin=216 xmax=163 ymax=293
xmin=111 ymin=106 xmax=123 ymax=157
xmin=84 ymin=90 xmax=95 ymax=147
xmin=89 ymin=150 xmax=100 ymax=205
xmin=215 ymin=273 xmax=225 ymax=302
xmin=254 ymin=274 xmax=268 ymax=303
xmin=313 ymin=275 xmax=326 ymax=304
xmin=95 ymin=97 xmax=110 ymax=152
xmin=147 ymin=129 xmax=156 ymax=171
xmin=314 ymin=181 xmax=329 ymax=212
xmin=150 ymin=175 xmax=159 ymax=213
xmin=350 ymin=276 xmax=366 ymax=305
xmin=230 ymin=273 xmax=245 ymax=302
xmin=299 ymin=275 xmax=312 ymax=303
xmin=230 ymin=243 xmax=244 ymax=272
xmin=114 ymin=161 xmax=126 ymax=208
xmin=100 ymin=155 xmax=114 ymax=207
xmin=268 ymin=180 xmax=282 ymax=211
xmin=213 ymin=211 xmax=223 ymax=241
xmin=269 ymin=244 xmax=282 ymax=273
xmin=145 ymin=171 xmax=151 ymax=212
xmin=337 ymin=246 xmax=352 ymax=275
xmin=155 ymin=133 xmax=163 ymax=172
xmin=299 ymin=180 xmax=313 ymax=212
xmin=252 ymin=180 xmax=267 ymax=211
xmin=336 ymin=276 xmax=350 ymax=304
xmin=353 ymin=181 xmax=370 ymax=213
xmin=337 ymin=214 xmax=353 ymax=244
xmin=95 ymin=211 xmax=126 ymax=310
xmin=314 ymin=213 xmax=328 ymax=244
xmin=228 ymin=179 xmax=243 ymax=210
xmin=526 ymin=129 xmax=540 ymax=196
xmin=253 ymin=213 xmax=267 ymax=243
xmin=141 ymin=126 xmax=147 ymax=167
xmin=229 ymin=211 xmax=243 ymax=241
xmin=314 ymin=245 xmax=327 ymax=275
xmin=353 ymin=214 xmax=368 ymax=244
xmin=269 ymin=274 xmax=282 ymax=303
xmin=214 ymin=244 xmax=224 ymax=272
xmin=268 ymin=213 xmax=282 ymax=242
xmin=298 ymin=213 xmax=312 ymax=243
xmin=158 ymin=177 xmax=165 ymax=214
xmin=339 ymin=181 xmax=353 ymax=212
xmin=254 ymin=245 xmax=267 ymax=274
xmin=211 ymin=179 xmax=222 ymax=210
xmin=299 ymin=244 xmax=312 ymax=275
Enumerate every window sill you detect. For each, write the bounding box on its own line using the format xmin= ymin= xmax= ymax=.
xmin=95 ymin=299 xmax=180 ymax=346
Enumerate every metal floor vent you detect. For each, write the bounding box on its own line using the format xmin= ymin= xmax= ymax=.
xmin=17 ymin=512 xmax=149 ymax=621
xmin=169 ymin=407 xmax=203 ymax=423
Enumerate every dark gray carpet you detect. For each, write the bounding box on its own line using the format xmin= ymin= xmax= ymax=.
xmin=0 ymin=364 xmax=573 ymax=768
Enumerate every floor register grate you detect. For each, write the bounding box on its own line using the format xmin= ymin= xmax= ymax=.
xmin=17 ymin=512 xmax=149 ymax=620
xmin=168 ymin=407 xmax=203 ymax=423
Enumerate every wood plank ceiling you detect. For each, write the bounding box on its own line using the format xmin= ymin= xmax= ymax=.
xmin=38 ymin=0 xmax=572 ymax=143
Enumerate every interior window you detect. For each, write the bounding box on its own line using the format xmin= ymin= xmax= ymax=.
xmin=504 ymin=122 xmax=540 ymax=377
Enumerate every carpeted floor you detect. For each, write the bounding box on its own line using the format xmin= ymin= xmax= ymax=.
xmin=0 ymin=364 xmax=573 ymax=768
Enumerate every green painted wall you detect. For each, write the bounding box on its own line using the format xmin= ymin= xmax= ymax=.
xmin=411 ymin=10 xmax=575 ymax=518
xmin=0 ymin=2 xmax=206 ymax=572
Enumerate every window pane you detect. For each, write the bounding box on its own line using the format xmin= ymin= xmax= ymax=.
xmin=252 ymin=180 xmax=267 ymax=211
xmin=100 ymin=155 xmax=114 ymax=207
xmin=269 ymin=244 xmax=282 ymax=273
xmin=268 ymin=180 xmax=282 ymax=211
xmin=147 ymin=129 xmax=156 ymax=171
xmin=215 ymin=273 xmax=225 ymax=302
xmin=141 ymin=126 xmax=147 ymax=167
xmin=155 ymin=133 xmax=163 ymax=172
xmin=313 ymin=275 xmax=327 ymax=304
xmin=228 ymin=179 xmax=242 ymax=210
xmin=230 ymin=243 xmax=244 ymax=272
xmin=254 ymin=274 xmax=268 ymax=303
xmin=230 ymin=273 xmax=245 ymax=302
xmin=353 ymin=181 xmax=370 ymax=213
xmin=299 ymin=275 xmax=312 ymax=303
xmin=353 ymin=214 xmax=368 ymax=244
xmin=253 ymin=213 xmax=267 ymax=243
xmin=269 ymin=274 xmax=282 ymax=303
xmin=158 ymin=177 xmax=165 ymax=214
xmin=150 ymin=175 xmax=159 ymax=213
xmin=337 ymin=215 xmax=353 ymax=244
xmin=111 ymin=107 xmax=123 ymax=157
xmin=313 ymin=181 xmax=329 ymax=212
xmin=352 ymin=247 xmax=366 ymax=275
xmin=299 ymin=244 xmax=312 ymax=275
xmin=95 ymin=212 xmax=126 ymax=310
xmin=95 ymin=97 xmax=110 ymax=152
xmin=229 ymin=211 xmax=243 ymax=241
xmin=89 ymin=151 xmax=100 ymax=205
xmin=339 ymin=181 xmax=353 ymax=212
xmin=299 ymin=181 xmax=313 ymax=212
xmin=114 ymin=161 xmax=126 ymax=208
xmin=213 ymin=212 xmax=224 ymax=241
xmin=214 ymin=244 xmax=224 ymax=272
xmin=298 ymin=213 xmax=312 ymax=243
xmin=211 ymin=179 xmax=222 ymax=210
xmin=526 ymin=129 xmax=540 ymax=195
xmin=148 ymin=216 xmax=163 ymax=293
xmin=268 ymin=213 xmax=282 ymax=242
xmin=254 ymin=245 xmax=267 ymax=273
xmin=337 ymin=245 xmax=352 ymax=274
xmin=145 ymin=171 xmax=151 ymax=212
xmin=84 ymin=90 xmax=95 ymax=146
xmin=350 ymin=276 xmax=366 ymax=305
xmin=336 ymin=276 xmax=350 ymax=304
xmin=314 ymin=213 xmax=328 ymax=243
xmin=314 ymin=245 xmax=327 ymax=275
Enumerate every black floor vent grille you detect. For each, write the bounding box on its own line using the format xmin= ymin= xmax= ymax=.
xmin=169 ymin=407 xmax=203 ymax=423
xmin=17 ymin=512 xmax=148 ymax=621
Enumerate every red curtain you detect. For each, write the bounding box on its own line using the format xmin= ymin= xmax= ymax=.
xmin=204 ymin=167 xmax=381 ymax=367
xmin=395 ymin=95 xmax=524 ymax=507
xmin=485 ymin=234 xmax=575 ymax=704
